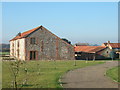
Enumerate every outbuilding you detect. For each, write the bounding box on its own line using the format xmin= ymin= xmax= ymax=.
xmin=74 ymin=46 xmax=111 ymax=60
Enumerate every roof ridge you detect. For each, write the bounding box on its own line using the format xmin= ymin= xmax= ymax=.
xmin=75 ymin=46 xmax=106 ymax=47
xmin=10 ymin=25 xmax=73 ymax=47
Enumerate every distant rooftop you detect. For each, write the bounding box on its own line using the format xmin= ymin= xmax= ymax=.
xmin=74 ymin=46 xmax=106 ymax=53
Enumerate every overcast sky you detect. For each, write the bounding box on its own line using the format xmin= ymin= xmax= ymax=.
xmin=2 ymin=2 xmax=118 ymax=45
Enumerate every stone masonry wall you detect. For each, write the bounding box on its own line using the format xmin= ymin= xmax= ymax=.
xmin=25 ymin=27 xmax=75 ymax=60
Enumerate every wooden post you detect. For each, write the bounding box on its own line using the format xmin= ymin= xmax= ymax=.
xmin=86 ymin=54 xmax=88 ymax=63
xmin=118 ymin=52 xmax=120 ymax=59
xmin=93 ymin=53 xmax=96 ymax=61
xmin=74 ymin=59 xmax=76 ymax=66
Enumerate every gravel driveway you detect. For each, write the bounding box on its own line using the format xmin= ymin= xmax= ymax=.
xmin=61 ymin=61 xmax=119 ymax=88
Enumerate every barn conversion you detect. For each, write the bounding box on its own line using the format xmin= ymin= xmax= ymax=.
xmin=10 ymin=25 xmax=75 ymax=60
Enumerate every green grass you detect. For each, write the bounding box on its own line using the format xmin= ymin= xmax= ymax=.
xmin=106 ymin=66 xmax=120 ymax=83
xmin=0 ymin=52 xmax=10 ymax=55
xmin=2 ymin=60 xmax=104 ymax=88
xmin=0 ymin=61 xmax=2 ymax=89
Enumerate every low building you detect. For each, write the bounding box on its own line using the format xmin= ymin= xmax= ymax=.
xmin=74 ymin=46 xmax=111 ymax=60
xmin=10 ymin=25 xmax=75 ymax=60
xmin=102 ymin=41 xmax=120 ymax=59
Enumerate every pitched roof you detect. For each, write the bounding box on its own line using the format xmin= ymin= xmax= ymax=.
xmin=10 ymin=25 xmax=73 ymax=47
xmin=74 ymin=46 xmax=106 ymax=53
xmin=10 ymin=26 xmax=41 ymax=41
xmin=108 ymin=43 xmax=120 ymax=48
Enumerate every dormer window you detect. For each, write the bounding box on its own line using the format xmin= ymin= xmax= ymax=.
xmin=30 ymin=37 xmax=36 ymax=44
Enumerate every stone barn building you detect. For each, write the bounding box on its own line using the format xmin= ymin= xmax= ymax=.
xmin=10 ymin=26 xmax=75 ymax=60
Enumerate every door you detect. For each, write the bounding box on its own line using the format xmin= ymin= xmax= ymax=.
xmin=30 ymin=51 xmax=36 ymax=60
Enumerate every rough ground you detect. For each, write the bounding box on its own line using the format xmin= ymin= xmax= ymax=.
xmin=61 ymin=61 xmax=119 ymax=88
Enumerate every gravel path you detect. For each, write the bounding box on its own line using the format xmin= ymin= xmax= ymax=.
xmin=61 ymin=61 xmax=119 ymax=88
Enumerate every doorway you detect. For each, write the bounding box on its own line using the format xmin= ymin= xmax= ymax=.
xmin=30 ymin=51 xmax=37 ymax=60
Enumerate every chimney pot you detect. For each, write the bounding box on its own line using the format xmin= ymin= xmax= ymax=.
xmin=107 ymin=41 xmax=110 ymax=43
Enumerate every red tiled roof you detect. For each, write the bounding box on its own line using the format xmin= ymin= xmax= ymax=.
xmin=108 ymin=43 xmax=120 ymax=48
xmin=74 ymin=46 xmax=106 ymax=53
xmin=10 ymin=26 xmax=41 ymax=41
xmin=9 ymin=26 xmax=73 ymax=47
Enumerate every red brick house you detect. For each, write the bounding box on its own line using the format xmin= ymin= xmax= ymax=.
xmin=10 ymin=25 xmax=75 ymax=60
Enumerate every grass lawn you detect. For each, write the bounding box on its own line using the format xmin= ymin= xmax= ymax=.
xmin=106 ymin=66 xmax=120 ymax=83
xmin=0 ymin=61 xmax=1 ymax=89
xmin=2 ymin=60 xmax=104 ymax=88
xmin=0 ymin=52 xmax=10 ymax=55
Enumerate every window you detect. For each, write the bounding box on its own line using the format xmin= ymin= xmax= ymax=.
xmin=12 ymin=43 xmax=14 ymax=55
xmin=18 ymin=41 xmax=19 ymax=47
xmin=17 ymin=49 xmax=19 ymax=57
xmin=12 ymin=43 xmax=14 ymax=47
xmin=30 ymin=51 xmax=36 ymax=60
xmin=12 ymin=49 xmax=14 ymax=56
xmin=30 ymin=38 xmax=36 ymax=44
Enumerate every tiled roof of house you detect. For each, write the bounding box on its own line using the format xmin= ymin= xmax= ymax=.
xmin=108 ymin=43 xmax=120 ymax=48
xmin=74 ymin=46 xmax=106 ymax=53
xmin=10 ymin=25 xmax=73 ymax=47
xmin=10 ymin=26 xmax=41 ymax=41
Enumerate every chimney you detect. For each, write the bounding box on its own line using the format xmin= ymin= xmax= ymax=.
xmin=107 ymin=41 xmax=110 ymax=43
xmin=16 ymin=32 xmax=21 ymax=36
xmin=18 ymin=33 xmax=21 ymax=36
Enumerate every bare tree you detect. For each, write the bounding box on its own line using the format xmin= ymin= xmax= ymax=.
xmin=9 ymin=61 xmax=21 ymax=89
xmin=9 ymin=60 xmax=29 ymax=89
